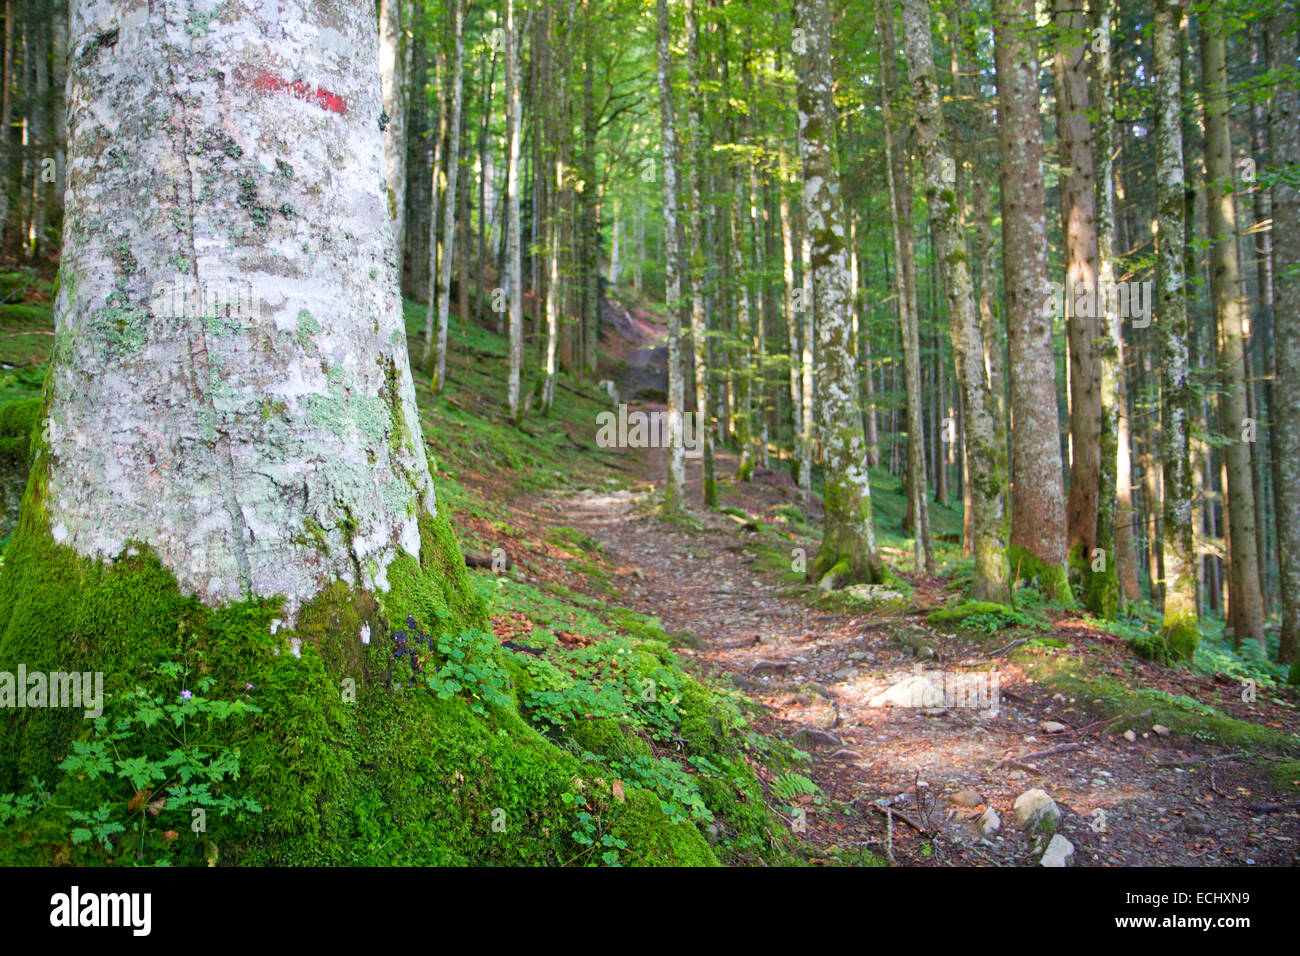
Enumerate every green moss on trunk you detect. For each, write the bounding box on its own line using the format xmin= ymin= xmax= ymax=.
xmin=0 ymin=439 xmax=722 ymax=864
xmin=1006 ymin=545 xmax=1071 ymax=603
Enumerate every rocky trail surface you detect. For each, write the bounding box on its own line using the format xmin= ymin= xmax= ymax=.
xmin=470 ymin=312 xmax=1300 ymax=866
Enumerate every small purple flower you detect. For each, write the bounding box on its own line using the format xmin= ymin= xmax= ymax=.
xmin=245 ymin=683 xmax=254 ymax=691
xmin=181 ymin=689 xmax=192 ymax=701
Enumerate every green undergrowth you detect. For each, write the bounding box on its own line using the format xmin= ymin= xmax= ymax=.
xmin=1010 ymin=643 xmax=1299 ymax=752
xmin=0 ymin=297 xmax=801 ymax=867
xmin=928 ymin=599 xmax=1048 ymax=636
xmin=0 ymin=505 xmax=771 ymax=865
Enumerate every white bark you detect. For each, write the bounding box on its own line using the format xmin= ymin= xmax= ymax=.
xmin=379 ymin=0 xmax=408 ymax=277
xmin=656 ymin=0 xmax=686 ymax=510
xmin=53 ymin=0 xmax=435 ymax=617
xmin=505 ymin=0 xmax=524 ymax=420
xmin=431 ymin=0 xmax=465 ymax=393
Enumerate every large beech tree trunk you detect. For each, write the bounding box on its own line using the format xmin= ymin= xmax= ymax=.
xmin=41 ymin=0 xmax=441 ymax=614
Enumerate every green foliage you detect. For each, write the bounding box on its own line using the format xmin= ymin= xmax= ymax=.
xmin=1 ymin=657 xmax=263 ymax=865
xmin=770 ymin=772 xmax=819 ymax=802
xmin=928 ymin=600 xmax=1044 ymax=635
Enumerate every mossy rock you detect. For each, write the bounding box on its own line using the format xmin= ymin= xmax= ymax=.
xmin=929 ymin=601 xmax=1030 ymax=634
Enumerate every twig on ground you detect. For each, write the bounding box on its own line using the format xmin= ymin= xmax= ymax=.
xmin=995 ymin=741 xmax=1089 ymax=770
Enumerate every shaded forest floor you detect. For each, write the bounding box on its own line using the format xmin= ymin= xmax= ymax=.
xmin=437 ymin=296 xmax=1300 ymax=867
xmin=1 ymin=267 xmax=1297 ymax=865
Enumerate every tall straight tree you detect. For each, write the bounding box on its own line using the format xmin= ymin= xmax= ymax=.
xmin=1052 ymin=0 xmax=1103 ymax=598
xmin=1269 ymin=2 xmax=1300 ymax=676
xmin=794 ymin=0 xmax=883 ymax=587
xmin=430 ymin=0 xmax=465 ymax=392
xmin=1154 ymin=0 xmax=1199 ymax=656
xmin=379 ymin=0 xmax=408 ymax=278
xmin=876 ymin=0 xmax=932 ymax=573
xmin=900 ymin=0 xmax=1008 ymax=602
xmin=684 ymin=0 xmax=716 ymax=507
xmin=656 ymin=0 xmax=686 ymax=512
xmin=1201 ymin=2 xmax=1265 ymax=647
xmin=994 ymin=0 xmax=1068 ymax=598
xmin=1088 ymin=0 xmax=1126 ymax=617
xmin=505 ymin=0 xmax=524 ymax=421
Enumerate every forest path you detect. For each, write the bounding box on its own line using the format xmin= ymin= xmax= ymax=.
xmin=534 ymin=451 xmax=1299 ymax=866
xmin=503 ymin=320 xmax=1300 ymax=865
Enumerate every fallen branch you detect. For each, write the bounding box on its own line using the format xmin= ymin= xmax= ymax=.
xmin=995 ymin=741 xmax=1089 ymax=769
xmin=987 ymin=637 xmax=1029 ymax=657
xmin=869 ymin=803 xmax=930 ymax=836
xmin=1155 ymin=750 xmax=1248 ymax=769
xmin=1075 ymin=708 xmax=1153 ymax=737
xmin=1247 ymin=800 xmax=1300 ymax=814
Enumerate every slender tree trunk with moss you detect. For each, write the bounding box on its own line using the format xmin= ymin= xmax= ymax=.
xmin=994 ymin=0 xmax=1069 ymax=598
xmin=379 ymin=0 xmax=408 ymax=279
xmin=1088 ymin=0 xmax=1124 ymax=617
xmin=684 ymin=0 xmax=716 ymax=507
xmin=430 ymin=0 xmax=464 ymax=392
xmin=794 ymin=0 xmax=883 ymax=588
xmin=778 ymin=147 xmax=802 ymax=486
xmin=1052 ymin=0 xmax=1104 ymax=605
xmin=656 ymin=0 xmax=686 ymax=512
xmin=1269 ymin=5 xmax=1300 ymax=676
xmin=1201 ymin=6 xmax=1265 ymax=647
xmin=730 ymin=170 xmax=756 ymax=482
xmin=505 ymin=0 xmax=524 ymax=421
xmin=800 ymin=230 xmax=815 ymax=502
xmin=877 ymin=0 xmax=932 ymax=575
xmin=580 ymin=0 xmax=599 ymax=378
xmin=1153 ymin=0 xmax=1199 ymax=657
xmin=901 ymin=0 xmax=1008 ymax=602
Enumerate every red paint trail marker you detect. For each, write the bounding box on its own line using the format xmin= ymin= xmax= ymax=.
xmin=251 ymin=69 xmax=346 ymax=115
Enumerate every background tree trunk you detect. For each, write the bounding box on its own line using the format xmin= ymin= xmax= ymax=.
xmin=994 ymin=0 xmax=1069 ymax=598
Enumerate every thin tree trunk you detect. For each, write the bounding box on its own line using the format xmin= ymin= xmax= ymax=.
xmin=1053 ymin=0 xmax=1104 ymax=600
xmin=1269 ymin=5 xmax=1300 ymax=673
xmin=1201 ymin=6 xmax=1265 ymax=647
xmin=901 ymin=0 xmax=1008 ymax=601
xmin=430 ymin=0 xmax=465 ymax=391
xmin=684 ymin=0 xmax=716 ymax=507
xmin=379 ymin=0 xmax=408 ymax=278
xmin=505 ymin=0 xmax=524 ymax=421
xmin=877 ymin=0 xmax=932 ymax=574
xmin=656 ymin=0 xmax=686 ymax=512
xmin=1153 ymin=0 xmax=1199 ymax=655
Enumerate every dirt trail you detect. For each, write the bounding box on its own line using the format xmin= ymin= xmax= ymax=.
xmin=505 ymin=324 xmax=1300 ymax=866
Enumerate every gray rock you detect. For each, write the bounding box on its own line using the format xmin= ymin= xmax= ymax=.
xmin=976 ymin=807 xmax=1001 ymax=837
xmin=1039 ymin=834 xmax=1074 ymax=867
xmin=868 ymin=674 xmax=945 ymax=708
xmin=1013 ymin=788 xmax=1061 ymax=834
